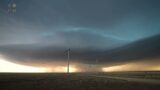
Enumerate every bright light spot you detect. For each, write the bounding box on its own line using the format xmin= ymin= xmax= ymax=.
xmin=53 ymin=66 xmax=77 ymax=73
xmin=66 ymin=66 xmax=77 ymax=73
xmin=0 ymin=55 xmax=49 ymax=73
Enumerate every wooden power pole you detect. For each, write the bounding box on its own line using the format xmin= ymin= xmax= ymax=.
xmin=66 ymin=49 xmax=70 ymax=73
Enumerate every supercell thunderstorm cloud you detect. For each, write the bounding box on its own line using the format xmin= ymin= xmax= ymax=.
xmin=0 ymin=0 xmax=160 ymax=72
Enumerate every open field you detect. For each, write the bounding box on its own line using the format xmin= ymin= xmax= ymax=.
xmin=96 ymin=71 xmax=160 ymax=79
xmin=0 ymin=72 xmax=160 ymax=90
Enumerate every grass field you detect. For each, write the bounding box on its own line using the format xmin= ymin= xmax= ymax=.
xmin=0 ymin=72 xmax=160 ymax=90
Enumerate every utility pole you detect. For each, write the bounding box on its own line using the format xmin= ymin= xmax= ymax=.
xmin=66 ymin=49 xmax=70 ymax=73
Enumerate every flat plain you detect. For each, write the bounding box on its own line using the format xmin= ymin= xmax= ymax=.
xmin=0 ymin=72 xmax=160 ymax=90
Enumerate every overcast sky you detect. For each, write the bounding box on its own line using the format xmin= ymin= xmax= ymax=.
xmin=0 ymin=0 xmax=160 ymax=68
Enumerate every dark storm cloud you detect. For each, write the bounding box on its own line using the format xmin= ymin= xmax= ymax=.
xmin=0 ymin=34 xmax=160 ymax=65
xmin=98 ymin=34 xmax=160 ymax=63
xmin=0 ymin=0 xmax=160 ymax=43
xmin=0 ymin=0 xmax=160 ymax=65
xmin=4 ymin=0 xmax=160 ymax=28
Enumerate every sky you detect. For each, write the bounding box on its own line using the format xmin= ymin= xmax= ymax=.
xmin=0 ymin=0 xmax=160 ymax=72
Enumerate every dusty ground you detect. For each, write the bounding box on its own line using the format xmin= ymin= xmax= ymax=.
xmin=0 ymin=73 xmax=159 ymax=90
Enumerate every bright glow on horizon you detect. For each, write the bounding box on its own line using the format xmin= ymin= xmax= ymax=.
xmin=101 ymin=64 xmax=138 ymax=72
xmin=0 ymin=55 xmax=78 ymax=73
xmin=53 ymin=66 xmax=77 ymax=73
xmin=2 ymin=54 xmax=160 ymax=73
xmin=102 ymin=62 xmax=160 ymax=72
xmin=102 ymin=65 xmax=127 ymax=72
xmin=0 ymin=55 xmax=49 ymax=73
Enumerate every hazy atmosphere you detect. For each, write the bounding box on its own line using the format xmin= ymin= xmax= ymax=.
xmin=0 ymin=0 xmax=160 ymax=72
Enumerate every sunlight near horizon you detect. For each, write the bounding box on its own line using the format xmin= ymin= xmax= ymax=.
xmin=0 ymin=55 xmax=50 ymax=73
xmin=53 ymin=66 xmax=77 ymax=73
xmin=102 ymin=62 xmax=160 ymax=72
xmin=0 ymin=55 xmax=78 ymax=73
